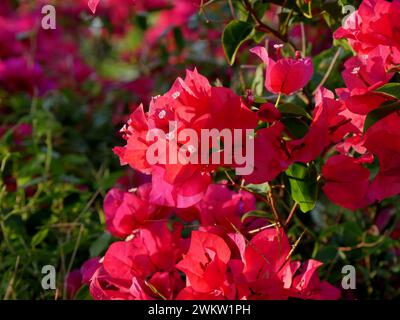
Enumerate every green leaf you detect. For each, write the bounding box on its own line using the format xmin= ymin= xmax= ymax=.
xmin=89 ymin=232 xmax=112 ymax=257
xmin=286 ymin=163 xmax=318 ymax=213
xmin=74 ymin=285 xmax=93 ymax=300
xmin=134 ymin=13 xmax=148 ymax=30
xmin=253 ymin=96 xmax=269 ymax=104
xmin=173 ymin=27 xmax=185 ymax=52
xmin=246 ymin=182 xmax=270 ymax=194
xmin=278 ymin=103 xmax=312 ymax=120
xmin=374 ymin=83 xmax=400 ymax=100
xmin=253 ymin=30 xmax=266 ymax=43
xmin=363 ymin=101 xmax=400 ymax=132
xmin=252 ymin=1 xmax=269 ymax=20
xmin=31 ymin=228 xmax=49 ymax=247
xmin=387 ymin=64 xmax=400 ymax=73
xmin=222 ymin=20 xmax=254 ymax=65
xmin=315 ymin=245 xmax=338 ymax=263
xmin=281 ymin=117 xmax=309 ymax=139
xmin=241 ymin=210 xmax=271 ymax=223
xmin=251 ymin=64 xmax=264 ymax=96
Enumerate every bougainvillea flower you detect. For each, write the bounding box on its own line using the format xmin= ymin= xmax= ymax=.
xmin=336 ymin=134 xmax=368 ymax=156
xmin=80 ymin=257 xmax=102 ymax=285
xmin=89 ymin=265 xmax=134 ymax=300
xmin=176 ymin=228 xmax=340 ymax=300
xmin=257 ymin=102 xmax=282 ymax=122
xmin=241 ymin=228 xmax=340 ymax=299
xmin=0 ymin=57 xmax=52 ymax=95
xmin=65 ymin=257 xmax=102 ymax=299
xmin=144 ymin=0 xmax=200 ymax=45
xmin=177 ymin=230 xmax=232 ymax=294
xmin=243 ymin=122 xmax=290 ymax=184
xmin=0 ymin=16 xmax=33 ymax=59
xmin=103 ymin=222 xmax=183 ymax=280
xmin=114 ymin=69 xmax=257 ymax=208
xmin=322 ymin=155 xmax=371 ymax=210
xmin=334 ymin=0 xmax=400 ymax=66
xmin=192 ymin=183 xmax=256 ymax=231
xmin=287 ymin=88 xmax=353 ymax=163
xmin=290 ymin=260 xmax=341 ymax=300
xmin=250 ymin=46 xmax=313 ymax=95
xmin=103 ymin=183 xmax=170 ymax=238
xmin=65 ymin=270 xmax=83 ymax=299
xmin=149 ymin=165 xmax=212 ymax=208
xmin=130 ymin=270 xmax=185 ymax=300
xmin=88 ymin=0 xmax=100 ymax=13
xmin=336 ymin=46 xmax=394 ymax=115
xmin=90 ymin=222 xmax=185 ymax=300
xmin=364 ymin=113 xmax=400 ymax=202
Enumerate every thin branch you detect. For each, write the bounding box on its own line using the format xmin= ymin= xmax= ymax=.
xmin=243 ymin=0 xmax=297 ymax=52
xmin=4 ymin=256 xmax=20 ymax=300
xmin=300 ymin=22 xmax=306 ymax=56
xmin=278 ymin=230 xmax=306 ymax=272
xmin=267 ymin=189 xmax=283 ymax=227
xmin=284 ymin=202 xmax=299 ymax=227
xmin=228 ymin=0 xmax=237 ymax=19
xmin=312 ymin=47 xmax=342 ymax=95
xmin=339 ymin=237 xmax=385 ymax=252
xmin=248 ymin=222 xmax=278 ymax=234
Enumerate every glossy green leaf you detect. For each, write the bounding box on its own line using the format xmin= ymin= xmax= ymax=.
xmin=281 ymin=117 xmax=309 ymax=139
xmin=286 ymin=163 xmax=318 ymax=213
xmin=246 ymin=182 xmax=270 ymax=194
xmin=89 ymin=232 xmax=112 ymax=257
xmin=222 ymin=20 xmax=254 ymax=65
xmin=241 ymin=210 xmax=271 ymax=223
xmin=363 ymin=101 xmax=400 ymax=132
xmin=374 ymin=83 xmax=400 ymax=100
xmin=278 ymin=103 xmax=312 ymax=119
xmin=251 ymin=64 xmax=264 ymax=96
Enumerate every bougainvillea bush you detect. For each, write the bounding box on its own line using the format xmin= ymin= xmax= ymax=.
xmin=0 ymin=0 xmax=399 ymax=300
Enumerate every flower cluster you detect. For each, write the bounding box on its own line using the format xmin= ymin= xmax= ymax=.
xmin=64 ymin=0 xmax=400 ymax=300
xmin=73 ymin=64 xmax=343 ymax=298
xmin=323 ymin=0 xmax=400 ymax=209
xmin=70 ymin=183 xmax=339 ymax=300
xmin=113 ymin=69 xmax=257 ymax=208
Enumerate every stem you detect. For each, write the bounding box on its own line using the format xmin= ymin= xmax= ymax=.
xmin=278 ymin=230 xmax=306 ymax=272
xmin=228 ymin=0 xmax=236 ymax=19
xmin=275 ymin=92 xmax=282 ymax=107
xmin=243 ymin=0 xmax=297 ymax=52
xmin=303 ymin=1 xmax=313 ymax=19
xmin=300 ymin=22 xmax=306 ymax=56
xmin=248 ymin=222 xmax=278 ymax=234
xmin=284 ymin=202 xmax=299 ymax=227
xmin=267 ymin=188 xmax=283 ymax=227
xmin=224 ymin=173 xmax=281 ymax=226
xmin=312 ymin=47 xmax=342 ymax=95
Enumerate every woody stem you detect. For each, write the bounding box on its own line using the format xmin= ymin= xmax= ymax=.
xmin=242 ymin=0 xmax=297 ymax=52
